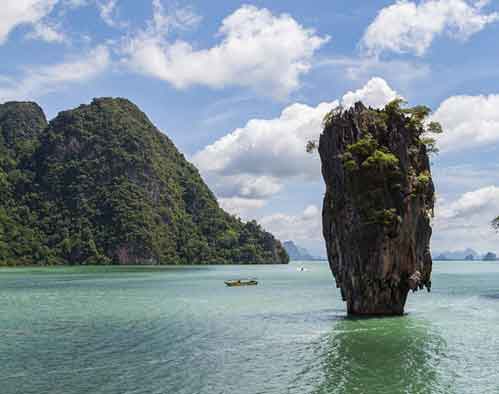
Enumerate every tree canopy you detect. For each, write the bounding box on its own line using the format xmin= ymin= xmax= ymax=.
xmin=0 ymin=98 xmax=288 ymax=266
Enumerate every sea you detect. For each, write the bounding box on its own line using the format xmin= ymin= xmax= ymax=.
xmin=1 ymin=261 xmax=498 ymax=394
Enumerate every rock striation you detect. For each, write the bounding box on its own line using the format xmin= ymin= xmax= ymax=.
xmin=318 ymin=101 xmax=435 ymax=315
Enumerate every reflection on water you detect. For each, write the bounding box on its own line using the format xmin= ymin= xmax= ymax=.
xmin=314 ymin=316 xmax=451 ymax=394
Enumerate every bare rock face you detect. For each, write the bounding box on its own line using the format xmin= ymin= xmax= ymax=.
xmin=318 ymin=102 xmax=435 ymax=315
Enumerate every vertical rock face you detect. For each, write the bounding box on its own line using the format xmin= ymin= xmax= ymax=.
xmin=319 ymin=102 xmax=434 ymax=315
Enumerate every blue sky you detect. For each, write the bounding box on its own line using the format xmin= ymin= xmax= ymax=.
xmin=2 ymin=0 xmax=499 ymax=255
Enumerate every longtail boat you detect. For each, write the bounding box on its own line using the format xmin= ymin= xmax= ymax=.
xmin=224 ymin=279 xmax=258 ymax=287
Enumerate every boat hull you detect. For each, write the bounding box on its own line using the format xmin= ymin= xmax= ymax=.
xmin=224 ymin=280 xmax=258 ymax=287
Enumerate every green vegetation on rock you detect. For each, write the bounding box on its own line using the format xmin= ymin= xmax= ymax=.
xmin=491 ymin=217 xmax=499 ymax=233
xmin=0 ymin=98 xmax=288 ymax=266
xmin=324 ymin=99 xmax=440 ymax=229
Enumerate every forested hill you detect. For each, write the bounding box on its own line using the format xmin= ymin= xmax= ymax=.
xmin=0 ymin=98 xmax=289 ymax=266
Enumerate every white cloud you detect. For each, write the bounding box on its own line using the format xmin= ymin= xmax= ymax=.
xmin=1 ymin=0 xmax=128 ymax=43
xmin=149 ymin=0 xmax=201 ymax=33
xmin=193 ymin=101 xmax=335 ymax=201
xmin=437 ymin=186 xmax=499 ymax=220
xmin=194 ymin=101 xmax=334 ymax=178
xmin=0 ymin=0 xmax=59 ymax=44
xmin=259 ymin=205 xmax=322 ymax=242
xmin=432 ymin=94 xmax=499 ymax=152
xmin=218 ymin=197 xmax=266 ymax=218
xmin=97 ymin=0 xmax=119 ymax=27
xmin=210 ymin=174 xmax=283 ymax=200
xmin=193 ymin=77 xmax=398 ymax=206
xmin=121 ymin=3 xmax=328 ymax=98
xmin=26 ymin=21 xmax=66 ymax=43
xmin=341 ymin=77 xmax=399 ymax=109
xmin=432 ymin=186 xmax=499 ymax=252
xmin=0 ymin=45 xmax=110 ymax=101
xmin=362 ymin=0 xmax=498 ymax=56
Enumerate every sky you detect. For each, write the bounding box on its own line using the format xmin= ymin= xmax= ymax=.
xmin=2 ymin=0 xmax=499 ymax=256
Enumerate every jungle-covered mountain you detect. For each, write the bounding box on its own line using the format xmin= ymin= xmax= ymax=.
xmin=0 ymin=98 xmax=288 ymax=266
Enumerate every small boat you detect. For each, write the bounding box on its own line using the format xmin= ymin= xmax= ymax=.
xmin=224 ymin=279 xmax=258 ymax=287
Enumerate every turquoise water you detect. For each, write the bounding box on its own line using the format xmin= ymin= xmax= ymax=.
xmin=1 ymin=261 xmax=499 ymax=394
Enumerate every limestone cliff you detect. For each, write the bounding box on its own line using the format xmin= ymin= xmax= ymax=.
xmin=0 ymin=98 xmax=288 ymax=265
xmin=318 ymin=101 xmax=435 ymax=315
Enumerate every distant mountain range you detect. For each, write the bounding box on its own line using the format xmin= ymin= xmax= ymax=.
xmin=433 ymin=249 xmax=497 ymax=261
xmin=283 ymin=241 xmax=326 ymax=261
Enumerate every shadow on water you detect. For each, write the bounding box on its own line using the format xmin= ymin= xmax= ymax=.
xmin=312 ymin=315 xmax=452 ymax=394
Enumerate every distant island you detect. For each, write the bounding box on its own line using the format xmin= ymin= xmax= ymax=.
xmin=0 ymin=98 xmax=288 ymax=266
xmin=433 ymin=249 xmax=497 ymax=261
xmin=483 ymin=252 xmax=497 ymax=261
xmin=433 ymin=248 xmax=479 ymax=260
xmin=283 ymin=241 xmax=326 ymax=261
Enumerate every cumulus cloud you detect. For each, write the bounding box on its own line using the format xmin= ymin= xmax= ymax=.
xmin=194 ymin=101 xmax=334 ymax=179
xmin=362 ymin=0 xmax=498 ymax=56
xmin=193 ymin=101 xmax=334 ymax=201
xmin=194 ymin=77 xmax=399 ymax=205
xmin=210 ymin=174 xmax=283 ymax=200
xmin=0 ymin=0 xmax=59 ymax=44
xmin=259 ymin=205 xmax=322 ymax=242
xmin=0 ymin=45 xmax=110 ymax=102
xmin=121 ymin=3 xmax=328 ymax=98
xmin=431 ymin=94 xmax=499 ymax=153
xmin=218 ymin=197 xmax=266 ymax=218
xmin=432 ymin=186 xmax=499 ymax=252
xmin=437 ymin=186 xmax=499 ymax=221
xmin=341 ymin=77 xmax=399 ymax=109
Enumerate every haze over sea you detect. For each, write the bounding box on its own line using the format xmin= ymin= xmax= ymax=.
xmin=1 ymin=261 xmax=498 ymax=394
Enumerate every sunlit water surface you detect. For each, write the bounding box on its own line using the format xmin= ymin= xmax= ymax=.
xmin=1 ymin=261 xmax=499 ymax=394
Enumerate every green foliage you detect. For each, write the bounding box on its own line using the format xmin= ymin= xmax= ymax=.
xmin=383 ymin=99 xmax=443 ymax=155
xmin=0 ymin=98 xmax=288 ymax=265
xmin=306 ymin=140 xmax=317 ymax=153
xmin=492 ymin=217 xmax=499 ymax=232
xmin=384 ymin=98 xmax=408 ymax=115
xmin=403 ymin=105 xmax=431 ymax=123
xmin=343 ymin=159 xmax=358 ymax=172
xmin=361 ymin=149 xmax=399 ymax=171
xmin=416 ymin=171 xmax=431 ymax=186
xmin=366 ymin=208 xmax=401 ymax=227
xmin=346 ymin=133 xmax=377 ymax=157
xmin=342 ymin=134 xmax=399 ymax=174
xmin=420 ymin=136 xmax=439 ymax=155
xmin=322 ymin=106 xmax=343 ymax=128
xmin=427 ymin=121 xmax=443 ymax=134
